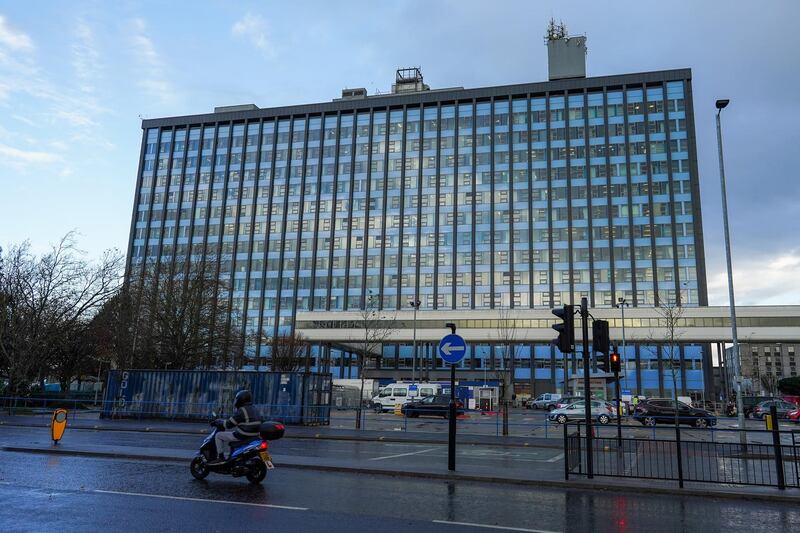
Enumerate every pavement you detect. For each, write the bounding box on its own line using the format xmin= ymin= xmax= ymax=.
xmin=2 ymin=420 xmax=800 ymax=504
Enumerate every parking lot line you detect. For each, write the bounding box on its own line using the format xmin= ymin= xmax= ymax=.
xmin=93 ymin=489 xmax=309 ymax=510
xmin=368 ymin=447 xmax=438 ymax=461
xmin=432 ymin=519 xmax=561 ymax=532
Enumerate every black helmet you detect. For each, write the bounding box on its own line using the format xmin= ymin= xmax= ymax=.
xmin=234 ymin=390 xmax=252 ymax=408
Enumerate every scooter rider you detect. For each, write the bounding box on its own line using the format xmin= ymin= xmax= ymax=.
xmin=210 ymin=390 xmax=262 ymax=464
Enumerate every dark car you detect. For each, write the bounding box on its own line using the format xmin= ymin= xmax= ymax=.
xmin=740 ymin=396 xmax=777 ymax=418
xmin=753 ymin=399 xmax=798 ymax=420
xmin=402 ymin=395 xmax=465 ymax=418
xmin=633 ymin=398 xmax=717 ymax=428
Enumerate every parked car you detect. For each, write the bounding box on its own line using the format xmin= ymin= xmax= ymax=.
xmin=788 ymin=408 xmax=800 ymax=423
xmin=401 ymin=395 xmax=465 ymax=418
xmin=740 ymin=396 xmax=777 ymax=418
xmin=554 ymin=395 xmax=585 ymax=410
xmin=752 ymin=399 xmax=798 ymax=420
xmin=527 ymin=393 xmax=562 ymax=411
xmin=633 ymin=398 xmax=717 ymax=428
xmin=548 ymin=399 xmax=617 ymax=425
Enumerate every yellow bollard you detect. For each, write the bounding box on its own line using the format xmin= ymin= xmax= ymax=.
xmin=765 ymin=413 xmax=774 ymax=431
xmin=394 ymin=403 xmax=403 ymax=416
xmin=51 ymin=409 xmax=68 ymax=445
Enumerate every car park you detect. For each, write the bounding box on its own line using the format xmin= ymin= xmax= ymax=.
xmin=752 ymin=399 xmax=798 ymax=420
xmin=401 ymin=395 xmax=465 ymax=418
xmin=633 ymin=398 xmax=717 ymax=427
xmin=548 ymin=399 xmax=617 ymax=425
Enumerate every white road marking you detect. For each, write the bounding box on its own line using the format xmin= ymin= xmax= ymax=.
xmin=546 ymin=453 xmax=564 ymax=463
xmin=93 ymin=489 xmax=308 ymax=510
xmin=433 ymin=519 xmax=561 ymax=532
xmin=0 ymin=481 xmax=12 ymax=485
xmin=368 ymin=447 xmax=438 ymax=461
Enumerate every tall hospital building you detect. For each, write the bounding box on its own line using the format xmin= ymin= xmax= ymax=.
xmin=127 ymin=29 xmax=733 ymax=400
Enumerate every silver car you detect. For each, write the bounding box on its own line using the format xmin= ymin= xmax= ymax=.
xmin=548 ymin=400 xmax=618 ymax=425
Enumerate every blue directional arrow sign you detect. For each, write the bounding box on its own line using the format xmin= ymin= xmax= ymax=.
xmin=438 ymin=334 xmax=467 ymax=364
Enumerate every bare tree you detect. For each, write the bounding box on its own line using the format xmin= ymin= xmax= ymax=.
xmin=267 ymin=332 xmax=309 ymax=372
xmin=356 ymin=290 xmax=396 ymax=428
xmin=759 ymin=372 xmax=779 ymax=396
xmin=494 ymin=307 xmax=525 ymax=435
xmin=0 ymin=234 xmax=123 ymax=395
xmin=126 ymin=257 xmax=244 ymax=370
xmin=91 ymin=288 xmax=140 ymax=371
xmin=647 ymin=302 xmax=686 ymax=429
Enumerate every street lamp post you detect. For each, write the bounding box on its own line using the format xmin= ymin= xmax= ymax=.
xmin=616 ymin=297 xmax=630 ymax=393
xmin=409 ymin=298 xmax=421 ymax=384
xmin=715 ymin=98 xmax=746 ymax=446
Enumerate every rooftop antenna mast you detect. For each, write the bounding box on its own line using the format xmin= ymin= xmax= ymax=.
xmin=545 ymin=18 xmax=567 ymax=42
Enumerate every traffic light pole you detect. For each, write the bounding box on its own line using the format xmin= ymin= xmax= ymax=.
xmin=614 ymin=368 xmax=622 ymax=448
xmin=580 ymin=297 xmax=593 ymax=479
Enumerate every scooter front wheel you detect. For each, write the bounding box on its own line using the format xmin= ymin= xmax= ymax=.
xmin=246 ymin=459 xmax=267 ymax=485
xmin=190 ymin=456 xmax=209 ymax=480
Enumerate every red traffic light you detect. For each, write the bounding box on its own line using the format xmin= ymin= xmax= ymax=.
xmin=610 ymin=352 xmax=621 ymax=373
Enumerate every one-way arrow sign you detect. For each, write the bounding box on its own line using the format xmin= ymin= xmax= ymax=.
xmin=438 ymin=334 xmax=467 ymax=364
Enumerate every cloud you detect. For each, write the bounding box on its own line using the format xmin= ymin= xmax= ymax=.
xmin=56 ymin=109 xmax=98 ymax=127
xmin=0 ymin=15 xmax=33 ymax=51
xmin=231 ymin=13 xmax=274 ymax=56
xmin=71 ymin=19 xmax=101 ymax=94
xmin=129 ymin=18 xmax=175 ymax=103
xmin=707 ymin=250 xmax=800 ymax=306
xmin=0 ymin=142 xmax=60 ymax=163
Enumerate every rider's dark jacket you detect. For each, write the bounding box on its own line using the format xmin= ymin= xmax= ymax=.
xmin=224 ymin=403 xmax=262 ymax=440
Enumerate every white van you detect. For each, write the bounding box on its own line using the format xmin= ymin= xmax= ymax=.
xmin=372 ymin=382 xmax=442 ymax=412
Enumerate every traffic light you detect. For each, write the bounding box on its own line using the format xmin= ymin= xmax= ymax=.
xmin=596 ymin=352 xmax=609 ymax=372
xmin=551 ymin=305 xmax=575 ymax=353
xmin=610 ymin=351 xmax=622 ymax=373
xmin=592 ymin=320 xmax=610 ymax=354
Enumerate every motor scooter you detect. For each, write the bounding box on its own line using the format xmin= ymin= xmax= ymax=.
xmin=190 ymin=415 xmax=285 ymax=485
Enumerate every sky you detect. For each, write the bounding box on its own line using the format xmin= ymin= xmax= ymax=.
xmin=0 ymin=0 xmax=798 ymax=306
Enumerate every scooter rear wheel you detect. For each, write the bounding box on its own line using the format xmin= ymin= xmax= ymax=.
xmin=246 ymin=459 xmax=267 ymax=485
xmin=190 ymin=456 xmax=209 ymax=480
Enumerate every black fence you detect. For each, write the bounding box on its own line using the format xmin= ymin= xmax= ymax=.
xmin=564 ymin=421 xmax=800 ymax=490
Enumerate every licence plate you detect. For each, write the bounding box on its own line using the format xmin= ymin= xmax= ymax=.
xmin=259 ymin=451 xmax=271 ymax=462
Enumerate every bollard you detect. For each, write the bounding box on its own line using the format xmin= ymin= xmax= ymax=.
xmin=51 ymin=409 xmax=68 ymax=445
xmin=769 ymin=404 xmax=786 ymax=490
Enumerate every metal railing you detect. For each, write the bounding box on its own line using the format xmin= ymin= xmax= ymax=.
xmin=564 ymin=419 xmax=800 ymax=490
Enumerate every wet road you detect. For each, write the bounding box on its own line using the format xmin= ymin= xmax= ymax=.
xmin=0 ymin=425 xmax=565 ymax=474
xmin=1 ymin=450 xmax=799 ymax=532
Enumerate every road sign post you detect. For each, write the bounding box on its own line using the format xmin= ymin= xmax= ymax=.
xmin=580 ymin=297 xmax=593 ymax=479
xmin=440 ymin=324 xmax=465 ymax=471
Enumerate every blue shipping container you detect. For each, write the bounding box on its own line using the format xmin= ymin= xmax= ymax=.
xmin=102 ymin=370 xmax=332 ymax=425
